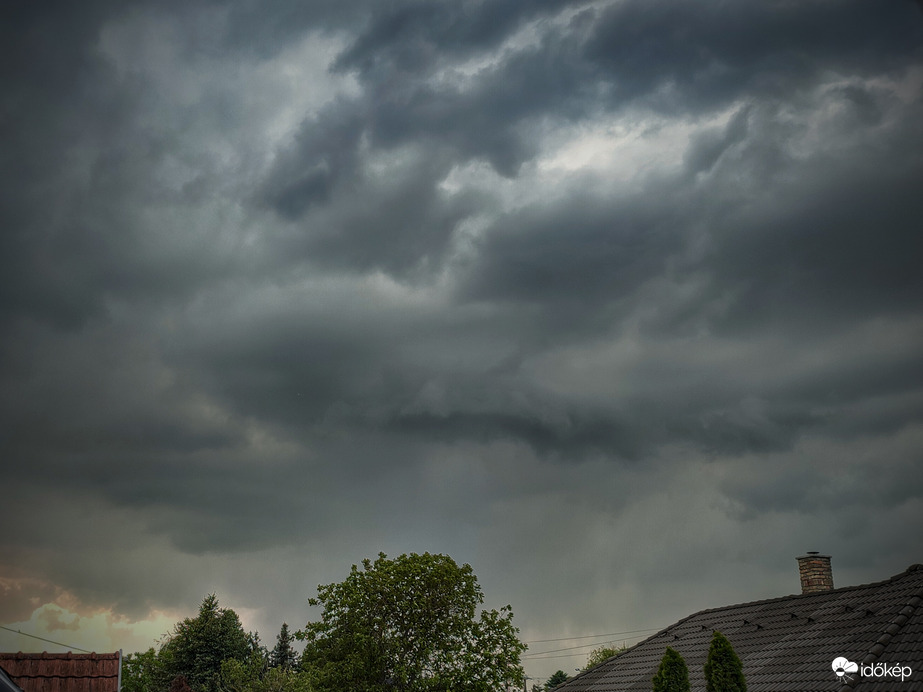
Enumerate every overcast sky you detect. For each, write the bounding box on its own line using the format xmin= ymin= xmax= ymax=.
xmin=2 ymin=0 xmax=923 ymax=683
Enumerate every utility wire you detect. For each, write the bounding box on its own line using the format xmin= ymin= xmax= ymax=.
xmin=525 ymin=628 xmax=659 ymax=644
xmin=524 ymin=628 xmax=662 ymax=659
xmin=523 ymin=640 xmax=624 ymax=658
xmin=0 ymin=624 xmax=92 ymax=653
xmin=524 ymin=650 xmax=602 ymax=661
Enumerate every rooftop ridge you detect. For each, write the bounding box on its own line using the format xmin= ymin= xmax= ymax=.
xmin=664 ymin=563 xmax=923 ymax=622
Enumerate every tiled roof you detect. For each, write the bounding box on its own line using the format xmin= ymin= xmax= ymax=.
xmin=0 ymin=664 xmax=25 ymax=692
xmin=0 ymin=653 xmax=120 ymax=692
xmin=554 ymin=564 xmax=923 ymax=692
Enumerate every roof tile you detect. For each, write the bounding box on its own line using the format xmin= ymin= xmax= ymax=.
xmin=0 ymin=653 xmax=120 ymax=692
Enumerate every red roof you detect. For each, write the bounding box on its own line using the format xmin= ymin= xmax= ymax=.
xmin=0 ymin=653 xmax=120 ymax=692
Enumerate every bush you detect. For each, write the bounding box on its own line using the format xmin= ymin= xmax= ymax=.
xmin=652 ymin=647 xmax=690 ymax=692
xmin=704 ymin=631 xmax=746 ymax=692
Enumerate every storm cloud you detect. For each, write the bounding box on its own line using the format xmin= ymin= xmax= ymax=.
xmin=2 ymin=0 xmax=922 ymax=681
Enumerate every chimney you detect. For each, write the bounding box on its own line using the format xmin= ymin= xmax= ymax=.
xmin=796 ymin=552 xmax=834 ymax=593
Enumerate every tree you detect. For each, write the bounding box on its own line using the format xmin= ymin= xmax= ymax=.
xmin=170 ymin=677 xmax=194 ymax=692
xmin=297 ymin=552 xmax=526 ymax=691
xmin=545 ymin=670 xmax=569 ymax=689
xmin=270 ymin=624 xmax=298 ymax=671
xmin=652 ymin=648 xmax=690 ymax=692
xmin=704 ymin=631 xmax=746 ymax=692
xmin=219 ymin=651 xmax=311 ymax=692
xmin=161 ymin=594 xmax=254 ymax=692
xmin=586 ymin=645 xmax=625 ymax=669
xmin=122 ymin=647 xmax=170 ymax=692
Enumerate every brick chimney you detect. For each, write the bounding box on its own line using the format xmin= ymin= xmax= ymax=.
xmin=797 ymin=552 xmax=834 ymax=593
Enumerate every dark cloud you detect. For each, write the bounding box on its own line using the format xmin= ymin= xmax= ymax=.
xmin=332 ymin=0 xmax=583 ymax=77
xmin=461 ymin=188 xmax=683 ymax=305
xmin=1 ymin=0 xmax=922 ymax=681
xmin=585 ymin=0 xmax=923 ymax=112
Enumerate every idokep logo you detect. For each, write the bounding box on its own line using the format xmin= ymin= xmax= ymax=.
xmin=832 ymin=657 xmax=858 ymax=678
xmin=832 ymin=657 xmax=913 ymax=682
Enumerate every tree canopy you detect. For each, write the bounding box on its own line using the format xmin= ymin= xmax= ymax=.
xmin=545 ymin=670 xmax=569 ymax=689
xmin=704 ymin=631 xmax=746 ymax=692
xmin=652 ymin=647 xmax=690 ymax=692
xmin=270 ymin=623 xmax=298 ymax=671
xmin=160 ymin=594 xmax=254 ymax=692
xmin=219 ymin=650 xmax=311 ymax=692
xmin=298 ymin=552 xmax=526 ymax=691
xmin=586 ymin=645 xmax=625 ymax=669
xmin=121 ymin=594 xmax=269 ymax=692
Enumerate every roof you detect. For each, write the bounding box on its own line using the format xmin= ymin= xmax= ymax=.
xmin=554 ymin=564 xmax=923 ymax=692
xmin=0 ymin=653 xmax=120 ymax=692
xmin=0 ymin=665 xmax=25 ymax=692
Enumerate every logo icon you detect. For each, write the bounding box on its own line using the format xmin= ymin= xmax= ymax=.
xmin=832 ymin=657 xmax=858 ymax=678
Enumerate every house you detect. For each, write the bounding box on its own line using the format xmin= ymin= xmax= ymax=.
xmin=0 ymin=653 xmax=121 ymax=692
xmin=554 ymin=555 xmax=923 ymax=692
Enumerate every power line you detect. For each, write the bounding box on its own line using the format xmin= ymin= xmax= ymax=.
xmin=524 ymin=628 xmax=662 ymax=660
xmin=525 ymin=628 xmax=659 ymax=644
xmin=524 ymin=650 xmax=599 ymax=661
xmin=523 ymin=640 xmax=622 ymax=658
xmin=0 ymin=625 xmax=92 ymax=653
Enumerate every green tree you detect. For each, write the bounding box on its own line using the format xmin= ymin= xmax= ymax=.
xmin=704 ymin=631 xmax=746 ymax=692
xmin=545 ymin=670 xmax=569 ymax=689
xmin=122 ymin=647 xmax=170 ymax=692
xmin=219 ymin=651 xmax=312 ymax=692
xmin=270 ymin=623 xmax=298 ymax=671
xmin=298 ymin=552 xmax=526 ymax=692
xmin=652 ymin=647 xmax=690 ymax=692
xmin=161 ymin=594 xmax=254 ymax=692
xmin=586 ymin=645 xmax=625 ymax=669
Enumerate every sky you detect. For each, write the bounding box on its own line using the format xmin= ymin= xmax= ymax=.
xmin=1 ymin=0 xmax=922 ymax=684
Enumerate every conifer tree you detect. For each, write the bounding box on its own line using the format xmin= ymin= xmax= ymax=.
xmin=652 ymin=647 xmax=690 ymax=692
xmin=704 ymin=631 xmax=746 ymax=692
xmin=545 ymin=670 xmax=569 ymax=690
xmin=161 ymin=594 xmax=252 ymax=692
xmin=270 ymin=623 xmax=297 ymax=671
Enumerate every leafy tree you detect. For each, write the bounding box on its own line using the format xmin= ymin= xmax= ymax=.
xmin=652 ymin=647 xmax=690 ymax=692
xmin=545 ymin=670 xmax=569 ymax=689
xmin=161 ymin=594 xmax=254 ymax=692
xmin=122 ymin=647 xmax=170 ymax=692
xmin=270 ymin=623 xmax=298 ymax=671
xmin=219 ymin=651 xmax=311 ymax=692
xmin=297 ymin=552 xmax=526 ymax=691
xmin=586 ymin=645 xmax=625 ymax=669
xmin=704 ymin=631 xmax=746 ymax=692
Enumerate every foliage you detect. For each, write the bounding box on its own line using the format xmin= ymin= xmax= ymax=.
xmin=545 ymin=670 xmax=569 ymax=689
xmin=297 ymin=552 xmax=526 ymax=692
xmin=586 ymin=645 xmax=625 ymax=669
xmin=270 ymin=623 xmax=298 ymax=671
xmin=652 ymin=647 xmax=690 ymax=692
xmin=704 ymin=631 xmax=746 ymax=692
xmin=161 ymin=594 xmax=254 ymax=692
xmin=170 ymin=677 xmax=194 ymax=692
xmin=219 ymin=651 xmax=312 ymax=692
xmin=122 ymin=647 xmax=170 ymax=692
